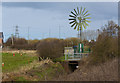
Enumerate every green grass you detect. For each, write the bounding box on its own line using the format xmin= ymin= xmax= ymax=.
xmin=31 ymin=63 xmax=65 ymax=81
xmin=53 ymin=56 xmax=65 ymax=62
xmin=2 ymin=53 xmax=38 ymax=73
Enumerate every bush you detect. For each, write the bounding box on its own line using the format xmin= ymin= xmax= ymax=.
xmin=37 ymin=38 xmax=64 ymax=59
xmin=89 ymin=21 xmax=118 ymax=65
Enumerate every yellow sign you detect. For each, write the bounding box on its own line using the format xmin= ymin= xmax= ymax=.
xmin=67 ymin=50 xmax=69 ymax=52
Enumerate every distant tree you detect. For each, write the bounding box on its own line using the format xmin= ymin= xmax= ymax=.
xmin=82 ymin=30 xmax=99 ymax=41
xmin=5 ymin=37 xmax=27 ymax=46
xmin=5 ymin=37 xmax=38 ymax=50
xmin=100 ymin=20 xmax=118 ymax=37
xmin=64 ymin=37 xmax=79 ymax=47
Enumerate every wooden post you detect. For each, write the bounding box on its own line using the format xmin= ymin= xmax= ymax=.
xmin=65 ymin=54 xmax=67 ymax=60
xmin=61 ymin=61 xmax=71 ymax=74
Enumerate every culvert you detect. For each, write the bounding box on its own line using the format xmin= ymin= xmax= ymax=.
xmin=69 ymin=61 xmax=78 ymax=72
xmin=61 ymin=61 xmax=79 ymax=74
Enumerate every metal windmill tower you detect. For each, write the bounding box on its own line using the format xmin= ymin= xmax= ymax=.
xmin=69 ymin=7 xmax=91 ymax=41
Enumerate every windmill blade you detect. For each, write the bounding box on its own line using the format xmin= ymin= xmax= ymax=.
xmin=82 ymin=8 xmax=86 ymax=14
xmin=69 ymin=18 xmax=76 ymax=20
xmin=85 ymin=20 xmax=91 ymax=23
xmin=80 ymin=7 xmax=82 ymax=14
xmin=85 ymin=17 xmax=91 ymax=19
xmin=77 ymin=7 xmax=79 ymax=14
xmin=83 ymin=10 xmax=88 ymax=15
xmin=82 ymin=23 xmax=86 ymax=29
xmin=71 ymin=22 xmax=76 ymax=27
xmin=84 ymin=13 xmax=90 ymax=17
xmin=69 ymin=20 xmax=76 ymax=24
xmin=84 ymin=22 xmax=89 ymax=26
xmin=71 ymin=11 xmax=76 ymax=16
xmin=77 ymin=25 xmax=80 ymax=31
xmin=69 ymin=15 xmax=75 ymax=18
xmin=74 ymin=9 xmax=78 ymax=15
xmin=74 ymin=24 xmax=77 ymax=29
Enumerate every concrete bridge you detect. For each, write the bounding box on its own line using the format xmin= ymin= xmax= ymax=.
xmin=62 ymin=53 xmax=89 ymax=73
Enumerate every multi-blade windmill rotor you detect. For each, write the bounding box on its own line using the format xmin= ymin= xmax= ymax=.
xmin=69 ymin=7 xmax=91 ymax=40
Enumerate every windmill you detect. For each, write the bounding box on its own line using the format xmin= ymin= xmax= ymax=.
xmin=69 ymin=7 xmax=91 ymax=41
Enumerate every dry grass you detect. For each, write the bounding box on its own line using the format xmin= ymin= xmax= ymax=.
xmin=57 ymin=58 xmax=118 ymax=81
xmin=2 ymin=50 xmax=36 ymax=54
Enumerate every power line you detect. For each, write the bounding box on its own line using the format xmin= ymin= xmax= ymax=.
xmin=15 ymin=25 xmax=19 ymax=38
xmin=59 ymin=25 xmax=61 ymax=39
xmin=28 ymin=27 xmax=30 ymax=44
xmin=11 ymin=34 xmax=14 ymax=45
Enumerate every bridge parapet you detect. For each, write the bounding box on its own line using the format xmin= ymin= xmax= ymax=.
xmin=64 ymin=53 xmax=89 ymax=61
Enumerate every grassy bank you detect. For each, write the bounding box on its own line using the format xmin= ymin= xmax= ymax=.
xmin=2 ymin=53 xmax=38 ymax=73
xmin=2 ymin=59 xmax=66 ymax=81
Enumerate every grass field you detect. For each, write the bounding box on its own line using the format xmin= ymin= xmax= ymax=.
xmin=2 ymin=53 xmax=38 ymax=73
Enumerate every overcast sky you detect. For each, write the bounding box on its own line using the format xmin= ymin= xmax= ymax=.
xmin=1 ymin=2 xmax=118 ymax=41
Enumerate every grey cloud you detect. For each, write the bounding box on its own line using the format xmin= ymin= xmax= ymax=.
xmin=2 ymin=2 xmax=117 ymax=18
